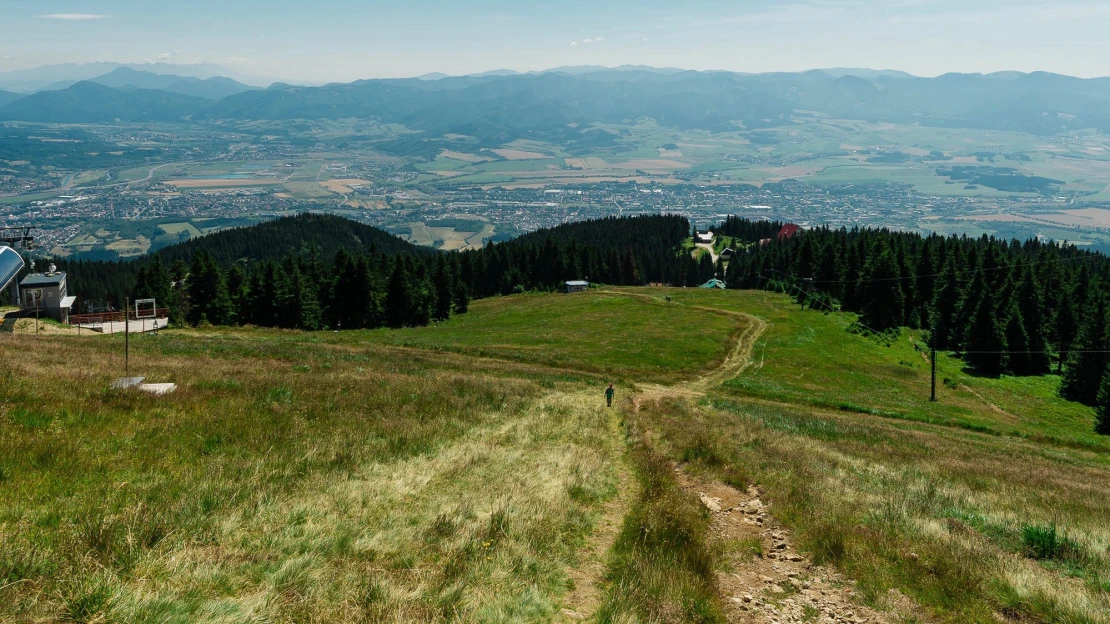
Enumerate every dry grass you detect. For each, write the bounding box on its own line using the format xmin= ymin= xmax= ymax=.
xmin=0 ymin=332 xmax=626 ymax=622
xmin=319 ymin=178 xmax=371 ymax=194
xmin=493 ymin=149 xmax=551 ymax=160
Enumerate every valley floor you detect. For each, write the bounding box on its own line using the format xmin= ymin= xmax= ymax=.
xmin=1 ymin=289 xmax=1108 ymax=623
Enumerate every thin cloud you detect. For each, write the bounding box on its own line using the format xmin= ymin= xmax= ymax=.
xmin=570 ymin=41 xmax=578 ymax=46
xmin=38 ymin=13 xmax=107 ymax=20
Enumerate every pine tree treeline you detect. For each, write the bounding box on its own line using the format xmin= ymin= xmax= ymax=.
xmin=58 ymin=213 xmax=690 ymax=330
xmin=722 ymin=219 xmax=1110 ymax=426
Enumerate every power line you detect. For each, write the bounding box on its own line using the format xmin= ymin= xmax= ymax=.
xmin=961 ymin=350 xmax=1110 ymax=355
xmin=767 ymin=273 xmax=891 ymax=338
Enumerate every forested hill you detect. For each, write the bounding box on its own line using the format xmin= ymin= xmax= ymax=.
xmin=153 ymin=213 xmax=431 ymax=266
xmin=467 ymin=214 xmax=692 ymax=297
xmin=46 ymin=212 xmax=425 ymax=307
xmin=38 ymin=213 xmax=691 ymax=331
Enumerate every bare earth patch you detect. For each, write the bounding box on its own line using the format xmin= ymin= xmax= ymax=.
xmin=440 ymin=150 xmax=491 ymax=163
xmin=494 ymin=148 xmax=551 ymax=160
xmin=319 ymin=178 xmax=371 ymax=194
xmin=678 ymin=470 xmax=918 ymax=624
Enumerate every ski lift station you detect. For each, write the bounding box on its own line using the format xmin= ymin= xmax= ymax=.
xmin=2 ymin=247 xmax=76 ymax=323
xmin=0 ymin=246 xmax=24 ymax=296
xmin=19 ymin=264 xmax=77 ymax=323
xmin=2 ymin=246 xmax=168 ymax=333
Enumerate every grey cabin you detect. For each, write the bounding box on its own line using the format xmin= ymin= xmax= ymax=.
xmin=20 ymin=268 xmax=76 ymax=322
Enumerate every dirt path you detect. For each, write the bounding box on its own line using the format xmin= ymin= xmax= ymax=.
xmin=598 ymin=289 xmax=767 ymax=399
xmin=609 ymin=291 xmax=919 ymax=623
xmin=696 ymin=242 xmax=720 ymax=264
xmin=677 ymin=472 xmax=911 ymax=624
xmin=557 ymin=394 xmax=636 ymax=621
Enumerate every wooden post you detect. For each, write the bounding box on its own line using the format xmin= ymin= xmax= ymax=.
xmin=125 ymin=297 xmax=130 ymax=377
xmin=930 ymin=344 xmax=937 ymax=403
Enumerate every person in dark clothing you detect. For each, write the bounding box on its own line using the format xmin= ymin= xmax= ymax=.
xmin=605 ymin=383 xmax=615 ymax=407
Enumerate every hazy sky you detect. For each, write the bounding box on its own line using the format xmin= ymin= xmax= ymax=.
xmin=3 ymin=0 xmax=1110 ymax=82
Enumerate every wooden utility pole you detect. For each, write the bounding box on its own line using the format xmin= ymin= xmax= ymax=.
xmin=927 ymin=333 xmax=936 ymax=399
xmin=125 ymin=297 xmax=130 ymax=377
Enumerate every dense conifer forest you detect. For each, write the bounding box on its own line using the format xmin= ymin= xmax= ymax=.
xmin=721 ymin=220 xmax=1110 ymax=432
xmin=36 ymin=213 xmax=691 ymax=330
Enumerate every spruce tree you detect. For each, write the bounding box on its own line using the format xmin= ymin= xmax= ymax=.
xmin=914 ymin=243 xmax=937 ymax=328
xmin=930 ymin=258 xmax=962 ymax=350
xmin=432 ymin=256 xmax=454 ymax=322
xmin=814 ymin=242 xmax=841 ymax=299
xmin=1016 ymin=265 xmax=1051 ymax=374
xmin=1061 ymin=296 xmax=1109 ymax=406
xmin=385 ymin=262 xmax=410 ymax=328
xmin=1004 ymin=302 xmax=1031 ymax=376
xmin=290 ymin=263 xmax=322 ymax=330
xmin=361 ymin=257 xmax=385 ymax=329
xmin=226 ymin=265 xmax=249 ymax=326
xmin=187 ymin=252 xmax=233 ymax=326
xmin=453 ymin=282 xmax=470 ymax=315
xmin=965 ymin=288 xmax=1006 ymax=376
xmin=859 ymin=248 xmax=904 ymax=331
xmin=1096 ymin=367 xmax=1110 ymax=435
xmin=134 ymin=255 xmax=172 ymax=309
xmin=1053 ymin=290 xmax=1079 ymax=374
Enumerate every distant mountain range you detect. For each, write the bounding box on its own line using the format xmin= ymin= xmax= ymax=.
xmin=0 ymin=89 xmax=22 ymax=107
xmin=0 ymin=81 xmax=210 ymax=123
xmin=0 ymin=62 xmax=275 ymax=93
xmin=2 ymin=66 xmax=1110 ymax=139
xmin=85 ymin=67 xmax=257 ymax=100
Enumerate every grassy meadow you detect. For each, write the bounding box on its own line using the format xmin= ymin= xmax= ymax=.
xmin=2 ymin=288 xmax=1110 ymax=623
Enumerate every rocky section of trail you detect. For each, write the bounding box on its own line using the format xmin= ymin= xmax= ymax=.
xmin=678 ymin=471 xmax=920 ymax=624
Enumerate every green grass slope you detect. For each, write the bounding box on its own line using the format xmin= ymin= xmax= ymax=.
xmin=355 ymin=290 xmax=742 ymax=384
xmin=1 ymin=288 xmax=1108 ymax=623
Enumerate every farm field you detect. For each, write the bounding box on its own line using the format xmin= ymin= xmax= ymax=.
xmin=404 ymin=218 xmax=495 ymax=250
xmin=3 ymin=288 xmax=1108 ymax=623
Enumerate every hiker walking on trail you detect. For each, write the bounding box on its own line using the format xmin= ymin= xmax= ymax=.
xmin=605 ymin=384 xmax=615 ymax=407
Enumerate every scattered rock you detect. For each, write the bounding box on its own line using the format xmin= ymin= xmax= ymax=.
xmin=698 ymin=492 xmax=722 ymax=513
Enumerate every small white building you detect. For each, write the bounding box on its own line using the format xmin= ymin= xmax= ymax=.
xmin=563 ymin=280 xmax=589 ymax=293
xmin=696 ymin=231 xmax=715 ymax=244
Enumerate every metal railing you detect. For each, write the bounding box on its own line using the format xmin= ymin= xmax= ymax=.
xmin=70 ymin=308 xmax=170 ymax=325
